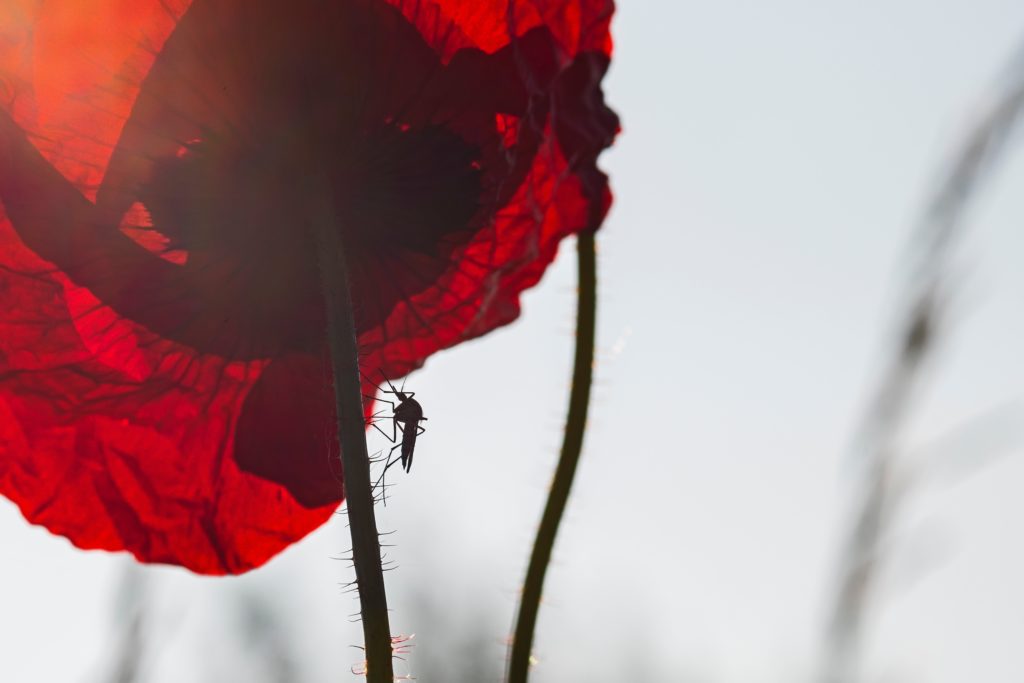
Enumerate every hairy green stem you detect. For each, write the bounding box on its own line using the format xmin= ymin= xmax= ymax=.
xmin=311 ymin=187 xmax=394 ymax=683
xmin=508 ymin=230 xmax=597 ymax=682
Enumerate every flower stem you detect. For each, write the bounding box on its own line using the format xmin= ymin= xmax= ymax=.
xmin=310 ymin=185 xmax=394 ymax=683
xmin=508 ymin=230 xmax=597 ymax=683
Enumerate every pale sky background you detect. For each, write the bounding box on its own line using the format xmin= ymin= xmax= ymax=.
xmin=5 ymin=1 xmax=1024 ymax=682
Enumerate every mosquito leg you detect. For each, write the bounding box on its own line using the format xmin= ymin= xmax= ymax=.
xmin=379 ymin=461 xmax=397 ymax=505
xmin=372 ymin=451 xmax=401 ymax=490
xmin=380 ymin=444 xmax=403 ymax=471
xmin=372 ymin=444 xmax=404 ymax=504
xmin=364 ymin=395 xmax=395 ymax=409
xmin=369 ymin=421 xmax=397 ymax=442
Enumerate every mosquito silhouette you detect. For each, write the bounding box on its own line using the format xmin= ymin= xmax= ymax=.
xmin=363 ymin=371 xmax=427 ymax=498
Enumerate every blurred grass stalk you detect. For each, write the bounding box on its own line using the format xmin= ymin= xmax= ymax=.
xmin=507 ymin=230 xmax=597 ymax=683
xmin=821 ymin=37 xmax=1024 ymax=683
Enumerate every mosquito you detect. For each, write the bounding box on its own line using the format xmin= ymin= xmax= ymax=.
xmin=363 ymin=371 xmax=427 ymax=498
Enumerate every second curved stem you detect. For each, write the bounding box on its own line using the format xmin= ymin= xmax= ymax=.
xmin=507 ymin=230 xmax=597 ymax=683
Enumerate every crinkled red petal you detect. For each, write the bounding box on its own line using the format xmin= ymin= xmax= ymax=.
xmin=0 ymin=0 xmax=617 ymax=573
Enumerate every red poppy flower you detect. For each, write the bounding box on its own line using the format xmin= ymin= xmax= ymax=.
xmin=0 ymin=0 xmax=617 ymax=574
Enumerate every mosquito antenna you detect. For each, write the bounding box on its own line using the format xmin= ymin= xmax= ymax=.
xmin=378 ymin=369 xmax=400 ymax=394
xmin=399 ymin=376 xmax=407 ymax=392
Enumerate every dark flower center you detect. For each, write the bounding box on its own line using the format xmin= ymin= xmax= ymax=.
xmin=132 ymin=113 xmax=484 ymax=357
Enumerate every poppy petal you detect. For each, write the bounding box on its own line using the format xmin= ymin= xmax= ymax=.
xmin=0 ymin=0 xmax=617 ymax=573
